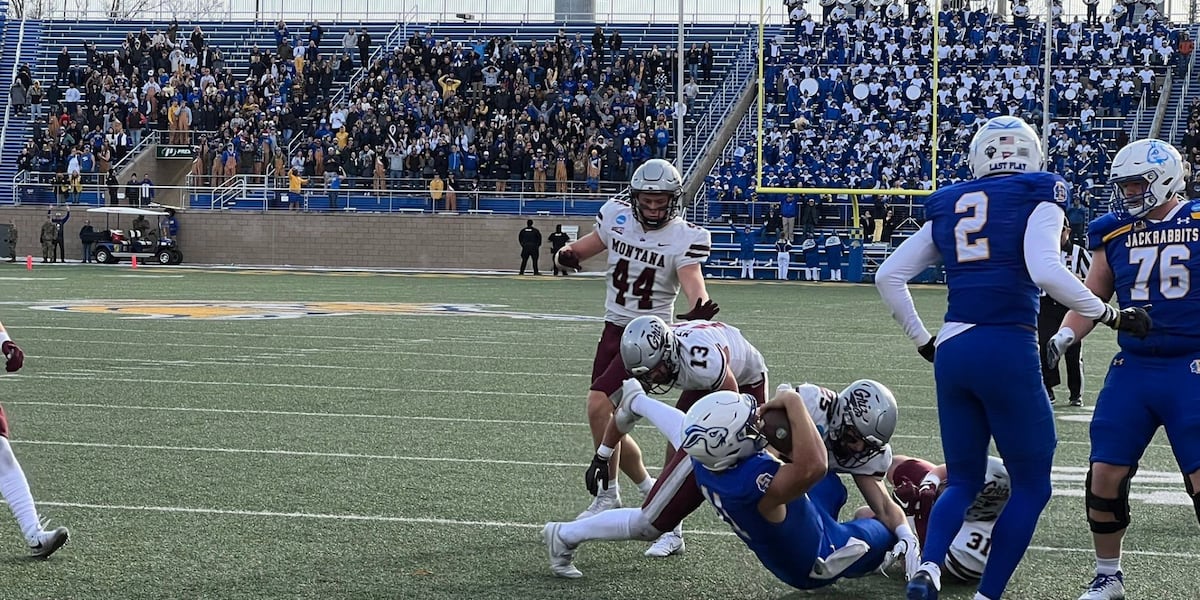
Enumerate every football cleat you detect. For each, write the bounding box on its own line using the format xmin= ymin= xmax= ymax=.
xmin=644 ymin=530 xmax=685 ymax=557
xmin=542 ymin=522 xmax=582 ymax=578
xmin=1070 ymin=396 xmax=1083 ymax=407
xmin=28 ymin=526 xmax=69 ymax=559
xmin=1079 ymin=572 xmax=1125 ymax=600
xmin=575 ymin=490 xmax=622 ymax=520
xmin=906 ymin=571 xmax=939 ymax=600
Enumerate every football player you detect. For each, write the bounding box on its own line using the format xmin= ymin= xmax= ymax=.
xmin=676 ymin=383 xmax=922 ymax=590
xmin=857 ymin=455 xmax=1011 ymax=583
xmin=875 ymin=116 xmax=1150 ymax=600
xmin=0 ymin=321 xmax=69 ymax=558
xmin=542 ymin=316 xmax=767 ymax=573
xmin=554 ymin=159 xmax=717 ymax=520
xmin=1046 ymin=139 xmax=1200 ymax=600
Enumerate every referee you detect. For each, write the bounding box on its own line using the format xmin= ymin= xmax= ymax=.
xmin=1039 ymin=217 xmax=1090 ymax=406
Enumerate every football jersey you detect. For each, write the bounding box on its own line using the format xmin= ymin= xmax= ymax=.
xmin=925 ymin=172 xmax=1070 ymax=327
xmin=692 ymin=452 xmax=824 ymax=589
xmin=795 ymin=383 xmax=893 ymax=477
xmin=594 ymin=199 xmax=712 ymax=326
xmin=1087 ymin=201 xmax=1200 ymax=356
xmin=671 ymin=322 xmax=768 ymax=390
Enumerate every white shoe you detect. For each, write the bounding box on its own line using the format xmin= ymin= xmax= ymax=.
xmin=28 ymin=526 xmax=69 ymax=559
xmin=575 ymin=491 xmax=622 ymax=520
xmin=644 ymin=530 xmax=685 ymax=557
xmin=1079 ymin=572 xmax=1125 ymax=600
xmin=542 ymin=522 xmax=582 ymax=578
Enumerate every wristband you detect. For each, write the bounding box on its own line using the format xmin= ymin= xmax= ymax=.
xmin=596 ymin=444 xmax=614 ymax=460
xmin=895 ymin=523 xmax=914 ymax=540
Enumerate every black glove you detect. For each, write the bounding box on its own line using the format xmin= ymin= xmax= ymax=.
xmin=676 ymin=298 xmax=720 ymax=321
xmin=554 ymin=248 xmax=582 ymax=272
xmin=917 ymin=337 xmax=936 ymax=363
xmin=584 ymin=453 xmax=611 ymax=496
xmin=2 ymin=340 xmax=23 ymax=373
xmin=1096 ymin=304 xmax=1152 ymax=339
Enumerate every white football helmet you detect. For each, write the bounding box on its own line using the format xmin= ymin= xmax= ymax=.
xmin=965 ymin=456 xmax=1011 ymax=522
xmin=619 ymin=316 xmax=680 ymax=394
xmin=829 ymin=379 xmax=898 ymax=468
xmin=630 ymin=158 xmax=684 ymax=229
xmin=967 ymin=116 xmax=1044 ymax=179
xmin=681 ymin=391 xmax=767 ymax=472
xmin=1108 ymin=138 xmax=1185 ymax=219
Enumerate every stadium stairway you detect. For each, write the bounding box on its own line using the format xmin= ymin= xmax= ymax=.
xmin=1162 ymin=25 xmax=1200 ymax=144
xmin=0 ymin=18 xmax=41 ymax=204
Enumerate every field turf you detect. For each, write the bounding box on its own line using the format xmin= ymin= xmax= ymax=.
xmin=0 ymin=265 xmax=1194 ymax=599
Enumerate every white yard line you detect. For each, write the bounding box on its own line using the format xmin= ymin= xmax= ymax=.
xmin=10 ymin=400 xmax=1171 ymax=450
xmin=21 ymin=500 xmax=1200 ymax=559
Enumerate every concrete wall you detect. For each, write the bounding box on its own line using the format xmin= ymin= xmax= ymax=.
xmin=0 ymin=207 xmax=605 ymax=271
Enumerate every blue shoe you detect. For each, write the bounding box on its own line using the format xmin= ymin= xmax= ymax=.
xmin=906 ymin=572 xmax=939 ymax=600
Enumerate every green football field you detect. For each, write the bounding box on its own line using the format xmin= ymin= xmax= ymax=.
xmin=0 ymin=265 xmax=1194 ymax=599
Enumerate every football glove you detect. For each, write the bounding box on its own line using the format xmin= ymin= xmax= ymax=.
xmin=917 ymin=336 xmax=936 ymax=363
xmin=676 ymin=298 xmax=720 ymax=321
xmin=1044 ymin=327 xmax=1076 ymax=371
xmin=2 ymin=340 xmax=23 ymax=373
xmin=880 ymin=532 xmax=923 ymax=580
xmin=554 ymin=248 xmax=582 ymax=273
xmin=584 ymin=453 xmax=611 ymax=497
xmin=1096 ymin=304 xmax=1152 ymax=339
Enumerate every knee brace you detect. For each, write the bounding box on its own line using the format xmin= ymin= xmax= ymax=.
xmin=1085 ymin=464 xmax=1136 ymax=534
xmin=1184 ymin=471 xmax=1200 ymax=527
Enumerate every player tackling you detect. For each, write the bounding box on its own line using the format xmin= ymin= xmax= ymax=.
xmin=554 ymin=159 xmax=718 ymax=522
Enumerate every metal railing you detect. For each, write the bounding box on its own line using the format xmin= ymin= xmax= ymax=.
xmin=34 ymin=0 xmax=1191 ymax=28
xmin=679 ymin=37 xmax=756 ymax=180
xmin=109 ymin=130 xmax=162 ymax=174
xmin=1169 ymin=42 xmax=1198 ymax=144
xmin=0 ymin=15 xmax=29 ymax=170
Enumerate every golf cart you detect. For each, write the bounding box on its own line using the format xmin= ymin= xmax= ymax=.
xmin=86 ymin=207 xmax=183 ymax=265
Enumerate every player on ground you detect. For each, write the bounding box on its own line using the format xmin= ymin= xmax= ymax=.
xmin=677 ymin=383 xmax=922 ymax=589
xmin=1045 ymin=139 xmax=1200 ymax=600
xmin=875 ymin=116 xmax=1151 ymax=600
xmin=541 ymin=316 xmax=767 ymax=573
xmin=554 ymin=159 xmax=718 ymax=519
xmin=0 ymin=322 xmax=69 ymax=558
xmin=863 ymin=455 xmax=1011 ymax=583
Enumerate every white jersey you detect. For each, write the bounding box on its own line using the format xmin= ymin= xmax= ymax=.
xmin=670 ymin=322 xmax=767 ymax=391
xmin=594 ymin=199 xmax=712 ymax=326
xmin=932 ymin=456 xmax=1008 ymax=581
xmin=945 ymin=521 xmax=993 ymax=581
xmin=795 ymin=383 xmax=893 ymax=477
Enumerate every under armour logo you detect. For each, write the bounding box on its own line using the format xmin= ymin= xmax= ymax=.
xmin=1177 ymin=217 xmax=1190 ymax=225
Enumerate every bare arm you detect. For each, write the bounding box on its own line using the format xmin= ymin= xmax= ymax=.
xmin=856 ymin=474 xmax=908 ymax=533
xmin=758 ymin=389 xmax=828 ymax=523
xmin=677 ymin=262 xmax=709 ymax=306
xmin=562 ymin=230 xmax=606 ymax=261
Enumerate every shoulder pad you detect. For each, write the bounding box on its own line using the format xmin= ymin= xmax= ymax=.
xmin=1086 ymin=212 xmax=1128 ymax=251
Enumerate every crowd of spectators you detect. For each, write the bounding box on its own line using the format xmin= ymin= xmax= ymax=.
xmin=14 ymin=19 xmax=723 ymax=205
xmin=704 ymin=0 xmax=1187 ymax=236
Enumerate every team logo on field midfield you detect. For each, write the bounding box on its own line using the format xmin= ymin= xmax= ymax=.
xmin=33 ymin=301 xmax=604 ymax=321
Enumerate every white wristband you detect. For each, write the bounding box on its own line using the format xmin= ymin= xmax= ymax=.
xmin=895 ymin=523 xmax=914 ymax=540
xmin=597 ymin=444 xmax=615 ymax=460
xmin=0 ymin=332 xmax=9 ymax=345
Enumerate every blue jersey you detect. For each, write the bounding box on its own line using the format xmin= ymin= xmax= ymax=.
xmin=692 ymin=453 xmax=823 ymax=589
xmin=692 ymin=453 xmax=894 ymax=590
xmin=926 ymin=171 xmax=1070 ymax=327
xmin=1087 ymin=201 xmax=1200 ymax=356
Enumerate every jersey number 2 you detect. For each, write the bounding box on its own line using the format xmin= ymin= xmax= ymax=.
xmin=954 ymin=191 xmax=990 ymax=263
xmin=612 ymin=259 xmax=656 ymax=309
xmin=1129 ymin=245 xmax=1191 ymax=301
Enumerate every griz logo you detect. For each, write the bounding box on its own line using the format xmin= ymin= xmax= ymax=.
xmin=847 ymin=387 xmax=874 ymax=419
xmin=644 ymin=324 xmax=666 ymax=350
xmin=966 ymin=479 xmax=1009 ymax=521
xmin=682 ymin=425 xmax=730 ymax=454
